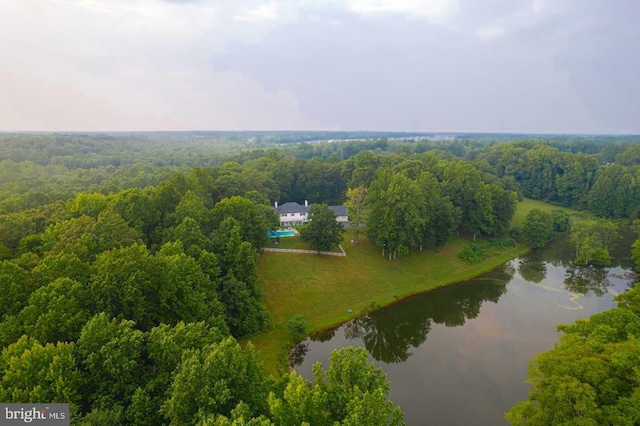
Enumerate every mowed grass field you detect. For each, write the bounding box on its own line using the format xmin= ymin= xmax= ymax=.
xmin=247 ymin=198 xmax=577 ymax=374
xmin=510 ymin=197 xmax=579 ymax=229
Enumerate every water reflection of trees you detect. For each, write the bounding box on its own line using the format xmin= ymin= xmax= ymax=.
xmin=518 ymin=255 xmax=547 ymax=283
xmin=342 ymin=266 xmax=512 ymax=364
xmin=563 ymin=264 xmax=610 ymax=296
xmin=527 ymin=231 xmax=636 ymax=270
xmin=344 ymin=305 xmax=431 ymax=363
xmin=289 ymin=342 xmax=310 ymax=367
xmin=311 ymin=328 xmax=336 ymax=342
xmin=518 ymin=235 xmax=619 ymax=296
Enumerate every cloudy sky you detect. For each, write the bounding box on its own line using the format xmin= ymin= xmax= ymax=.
xmin=1 ymin=0 xmax=638 ymax=133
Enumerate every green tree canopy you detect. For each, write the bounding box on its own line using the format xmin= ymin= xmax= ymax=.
xmin=300 ymin=204 xmax=345 ymax=253
xmin=345 ymin=186 xmax=367 ymax=245
xmin=506 ymin=285 xmax=640 ymax=425
xmin=18 ymin=277 xmax=90 ymax=343
xmin=570 ymin=219 xmax=619 ymax=266
xmin=211 ymin=196 xmax=277 ymax=251
xmin=523 ymin=209 xmax=554 ymax=248
xmin=76 ymin=313 xmax=145 ymax=410
xmin=268 ymin=347 xmax=404 ymax=426
xmin=0 ymin=261 xmax=37 ymax=316
xmin=366 ymin=170 xmax=424 ymax=259
xmin=162 ymin=338 xmax=268 ymax=423
xmin=0 ymin=336 xmax=81 ymax=409
xmin=632 ymin=235 xmax=640 ymax=271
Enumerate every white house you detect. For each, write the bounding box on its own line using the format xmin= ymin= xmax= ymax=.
xmin=274 ymin=201 xmax=309 ymax=227
xmin=274 ymin=201 xmax=349 ymax=227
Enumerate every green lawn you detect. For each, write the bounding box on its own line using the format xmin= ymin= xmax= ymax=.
xmin=511 ymin=197 xmax=579 ymax=229
xmin=266 ymin=235 xmax=309 ymax=250
xmin=266 ymin=231 xmax=345 ymax=252
xmin=247 ymin=198 xmax=576 ymax=375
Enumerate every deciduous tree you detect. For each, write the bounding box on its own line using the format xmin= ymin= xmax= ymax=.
xmin=505 ymin=286 xmax=640 ymax=425
xmin=345 ymin=186 xmax=367 ymax=245
xmin=570 ymin=219 xmax=619 ymax=266
xmin=523 ymin=209 xmax=554 ymax=248
xmin=300 ymin=204 xmax=345 ymax=253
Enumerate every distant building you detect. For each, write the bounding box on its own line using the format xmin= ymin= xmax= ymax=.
xmin=328 ymin=205 xmax=349 ymax=223
xmin=274 ymin=200 xmax=348 ymax=227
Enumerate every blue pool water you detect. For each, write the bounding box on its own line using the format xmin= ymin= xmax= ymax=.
xmin=268 ymin=230 xmax=296 ymax=237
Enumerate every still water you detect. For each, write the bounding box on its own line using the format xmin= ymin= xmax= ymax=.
xmin=293 ymin=235 xmax=637 ymax=425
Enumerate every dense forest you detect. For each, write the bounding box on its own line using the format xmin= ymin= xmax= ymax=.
xmin=0 ymin=132 xmax=639 ymax=424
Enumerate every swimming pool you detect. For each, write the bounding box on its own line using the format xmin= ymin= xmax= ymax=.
xmin=268 ymin=230 xmax=296 ymax=237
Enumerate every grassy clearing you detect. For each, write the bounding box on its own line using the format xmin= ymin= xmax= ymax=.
xmin=247 ymin=198 xmax=577 ymax=375
xmin=511 ymin=197 xmax=579 ymax=229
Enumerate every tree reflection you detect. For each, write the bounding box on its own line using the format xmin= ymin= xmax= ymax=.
xmin=305 ymin=232 xmax=638 ymax=367
xmin=518 ymin=255 xmax=547 ymax=283
xmin=289 ymin=342 xmax=310 ymax=367
xmin=344 ymin=307 xmax=431 ymax=363
xmin=343 ymin=266 xmax=511 ymax=364
xmin=310 ymin=327 xmax=336 ymax=342
xmin=533 ymin=235 xmax=574 ymax=268
xmin=564 ymin=264 xmax=610 ymax=296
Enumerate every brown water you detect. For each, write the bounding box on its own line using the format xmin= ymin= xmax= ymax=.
xmin=293 ymin=234 xmax=637 ymax=425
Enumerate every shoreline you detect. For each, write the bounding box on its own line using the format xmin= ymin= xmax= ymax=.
xmin=247 ymin=239 xmax=530 ymax=376
xmin=303 ymin=245 xmax=529 ymax=342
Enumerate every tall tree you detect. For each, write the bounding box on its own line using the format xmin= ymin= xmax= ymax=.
xmin=300 ymin=204 xmax=345 ymax=253
xmin=440 ymin=161 xmax=496 ymax=240
xmin=312 ymin=347 xmax=404 ymax=425
xmin=415 ymin=171 xmax=460 ymax=249
xmin=166 ymin=216 xmax=208 ymax=259
xmin=69 ymin=192 xmax=110 ymax=218
xmin=18 ymin=277 xmax=91 ymax=343
xmin=523 ymin=209 xmax=554 ymax=248
xmin=345 ymin=186 xmax=367 ymax=245
xmin=169 ymin=190 xmax=210 ymax=231
xmin=211 ymin=196 xmax=276 ymax=251
xmin=0 ymin=260 xmax=37 ymax=316
xmin=587 ymin=164 xmax=638 ymax=218
xmin=570 ymin=219 xmax=619 ymax=266
xmin=108 ymin=188 xmax=159 ymax=243
xmin=0 ymin=336 xmax=81 ymax=409
xmin=92 ymin=210 xmax=143 ymax=254
xmin=162 ymin=338 xmax=268 ymax=423
xmin=76 ymin=313 xmax=145 ymax=411
xmin=367 ymin=169 xmax=425 ymax=259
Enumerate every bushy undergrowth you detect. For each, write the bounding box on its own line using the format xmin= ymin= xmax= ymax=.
xmin=458 ymin=237 xmax=516 ymax=264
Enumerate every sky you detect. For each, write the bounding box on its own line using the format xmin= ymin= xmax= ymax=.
xmin=1 ymin=0 xmax=638 ymax=133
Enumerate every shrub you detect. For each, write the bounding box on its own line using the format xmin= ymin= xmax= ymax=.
xmin=457 ymin=242 xmax=490 ymax=264
xmin=286 ymin=314 xmax=307 ymax=342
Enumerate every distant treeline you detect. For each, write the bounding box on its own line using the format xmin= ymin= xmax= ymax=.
xmin=1 ymin=132 xmax=638 ymax=217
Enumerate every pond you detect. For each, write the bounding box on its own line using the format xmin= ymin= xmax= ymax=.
xmin=292 ymin=233 xmax=637 ymax=425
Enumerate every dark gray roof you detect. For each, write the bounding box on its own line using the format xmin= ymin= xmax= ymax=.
xmin=328 ymin=205 xmax=348 ymax=217
xmin=275 ymin=202 xmax=308 ymax=214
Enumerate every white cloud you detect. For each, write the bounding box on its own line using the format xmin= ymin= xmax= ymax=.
xmin=234 ymin=2 xmax=279 ymax=23
xmin=475 ymin=26 xmax=506 ymax=42
xmin=345 ymin=0 xmax=459 ymax=23
xmin=0 ymin=0 xmax=327 ymax=131
xmin=532 ymin=0 xmax=547 ymax=15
